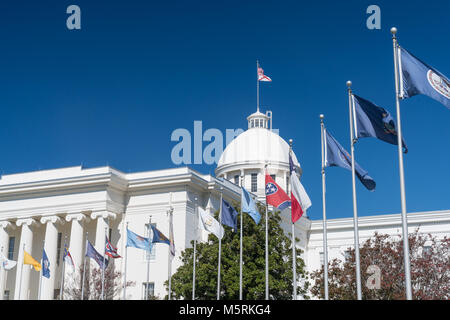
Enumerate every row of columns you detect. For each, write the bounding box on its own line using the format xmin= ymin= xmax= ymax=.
xmin=0 ymin=211 xmax=117 ymax=300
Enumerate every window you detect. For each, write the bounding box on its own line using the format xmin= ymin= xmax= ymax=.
xmin=270 ymin=174 xmax=276 ymax=181
xmin=53 ymin=289 xmax=60 ymax=300
xmin=234 ymin=175 xmax=239 ymax=186
xmin=144 ymin=224 xmax=156 ymax=260
xmin=109 ymin=228 xmax=112 ymax=241
xmin=250 ymin=120 xmax=254 ymax=128
xmin=319 ymin=252 xmax=324 ymax=266
xmin=3 ymin=290 xmax=10 ymax=300
xmin=143 ymin=282 xmax=155 ymax=300
xmin=8 ymin=237 xmax=15 ymax=260
xmin=251 ymin=173 xmax=258 ymax=192
xmin=56 ymin=233 xmax=62 ymax=266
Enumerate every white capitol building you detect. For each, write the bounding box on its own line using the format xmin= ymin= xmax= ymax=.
xmin=0 ymin=109 xmax=449 ymax=300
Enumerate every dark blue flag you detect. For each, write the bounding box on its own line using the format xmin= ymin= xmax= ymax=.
xmin=221 ymin=198 xmax=238 ymax=231
xmin=353 ymin=94 xmax=408 ymax=153
xmin=86 ymin=241 xmax=109 ymax=270
xmin=150 ymin=225 xmax=170 ymax=245
xmin=399 ymin=46 xmax=450 ymax=109
xmin=324 ymin=129 xmax=376 ymax=191
xmin=42 ymin=249 xmax=50 ymax=279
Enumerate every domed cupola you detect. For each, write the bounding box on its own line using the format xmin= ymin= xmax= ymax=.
xmin=215 ymin=109 xmax=301 ymax=200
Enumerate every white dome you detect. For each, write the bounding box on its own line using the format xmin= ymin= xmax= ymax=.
xmin=216 ymin=128 xmax=301 ymax=173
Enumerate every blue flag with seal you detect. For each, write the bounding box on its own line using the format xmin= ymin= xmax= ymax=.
xmin=42 ymin=249 xmax=50 ymax=279
xmin=241 ymin=187 xmax=261 ymax=224
xmin=126 ymin=228 xmax=153 ymax=251
xmin=324 ymin=129 xmax=376 ymax=191
xmin=150 ymin=225 xmax=171 ymax=245
xmin=353 ymin=94 xmax=408 ymax=153
xmin=399 ymin=46 xmax=450 ymax=109
xmin=221 ymin=198 xmax=238 ymax=231
xmin=86 ymin=241 xmax=109 ymax=270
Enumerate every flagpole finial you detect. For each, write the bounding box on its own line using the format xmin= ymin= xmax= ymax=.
xmin=390 ymin=27 xmax=397 ymax=35
xmin=346 ymin=80 xmax=352 ymax=88
xmin=289 ymin=139 xmax=293 ymax=147
xmin=319 ymin=114 xmax=324 ymax=120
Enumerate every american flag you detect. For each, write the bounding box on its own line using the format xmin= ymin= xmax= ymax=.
xmin=105 ymin=236 xmax=121 ymax=258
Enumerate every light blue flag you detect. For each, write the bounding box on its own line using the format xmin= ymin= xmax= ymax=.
xmin=241 ymin=187 xmax=261 ymax=224
xmin=126 ymin=228 xmax=153 ymax=251
xmin=399 ymin=46 xmax=450 ymax=109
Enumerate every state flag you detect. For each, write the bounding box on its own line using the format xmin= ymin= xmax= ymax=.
xmin=265 ymin=174 xmax=291 ymax=210
xmin=398 ymin=46 xmax=450 ymax=109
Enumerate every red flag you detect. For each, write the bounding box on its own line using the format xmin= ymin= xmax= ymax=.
xmin=265 ymin=174 xmax=291 ymax=210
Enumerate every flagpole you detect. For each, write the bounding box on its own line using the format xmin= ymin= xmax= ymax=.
xmin=60 ymin=236 xmax=67 ymax=300
xmin=391 ymin=27 xmax=413 ymax=300
xmin=167 ymin=205 xmax=173 ymax=300
xmin=18 ymin=243 xmax=25 ymax=300
xmin=320 ymin=114 xmax=329 ymax=300
xmin=101 ymin=226 xmax=107 ymax=300
xmin=81 ymin=232 xmax=88 ymax=300
xmin=123 ymin=223 xmax=129 ymax=300
xmin=145 ymin=215 xmax=152 ymax=300
xmin=257 ymin=60 xmax=260 ymax=112
xmin=217 ymin=187 xmax=223 ymax=300
xmin=264 ymin=163 xmax=269 ymax=300
xmin=239 ymin=175 xmax=244 ymax=300
xmin=38 ymin=240 xmax=44 ymax=300
xmin=288 ymin=140 xmax=297 ymax=300
xmin=347 ymin=81 xmax=363 ymax=300
xmin=192 ymin=197 xmax=198 ymax=300
xmin=0 ymin=246 xmax=4 ymax=300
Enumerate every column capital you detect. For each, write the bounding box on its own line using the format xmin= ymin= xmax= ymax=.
xmin=90 ymin=211 xmax=117 ymax=220
xmin=65 ymin=213 xmax=90 ymax=223
xmin=40 ymin=216 xmax=64 ymax=225
xmin=0 ymin=221 xmax=16 ymax=230
xmin=15 ymin=218 xmax=38 ymax=228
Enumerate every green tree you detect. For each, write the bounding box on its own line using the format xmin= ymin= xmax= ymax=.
xmin=167 ymin=202 xmax=310 ymax=300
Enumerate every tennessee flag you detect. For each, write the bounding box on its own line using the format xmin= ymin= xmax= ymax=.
xmin=265 ymin=174 xmax=291 ymax=210
xmin=289 ymin=153 xmax=311 ymax=223
xmin=23 ymin=251 xmax=42 ymax=271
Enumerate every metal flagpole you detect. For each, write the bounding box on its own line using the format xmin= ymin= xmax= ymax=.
xmin=320 ymin=114 xmax=329 ymax=300
xmin=123 ymin=222 xmax=129 ymax=300
xmin=264 ymin=164 xmax=269 ymax=300
xmin=38 ymin=240 xmax=44 ymax=300
xmin=289 ymin=140 xmax=297 ymax=300
xmin=257 ymin=60 xmax=260 ymax=112
xmin=0 ymin=246 xmax=4 ymax=300
xmin=18 ymin=244 xmax=25 ymax=300
xmin=81 ymin=232 xmax=88 ymax=300
xmin=391 ymin=27 xmax=413 ymax=300
xmin=145 ymin=215 xmax=152 ymax=300
xmin=239 ymin=175 xmax=244 ymax=300
xmin=347 ymin=81 xmax=363 ymax=300
xmin=217 ymin=188 xmax=223 ymax=300
xmin=167 ymin=205 xmax=173 ymax=300
xmin=59 ymin=236 xmax=67 ymax=300
xmin=101 ymin=226 xmax=107 ymax=300
xmin=192 ymin=197 xmax=198 ymax=300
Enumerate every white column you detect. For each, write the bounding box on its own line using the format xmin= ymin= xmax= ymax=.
xmin=14 ymin=218 xmax=37 ymax=300
xmin=0 ymin=221 xmax=15 ymax=300
xmin=65 ymin=213 xmax=89 ymax=270
xmin=39 ymin=216 xmax=63 ymax=300
xmin=91 ymin=212 xmax=116 ymax=252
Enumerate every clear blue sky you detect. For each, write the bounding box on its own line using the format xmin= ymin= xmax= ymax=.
xmin=0 ymin=0 xmax=449 ymax=220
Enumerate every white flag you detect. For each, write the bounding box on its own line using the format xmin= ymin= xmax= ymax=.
xmin=0 ymin=253 xmax=17 ymax=271
xmin=198 ymin=207 xmax=224 ymax=240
